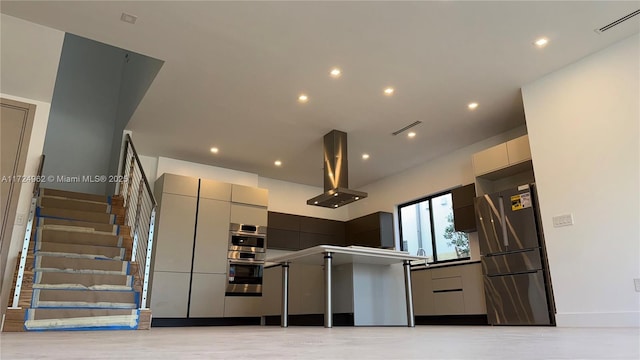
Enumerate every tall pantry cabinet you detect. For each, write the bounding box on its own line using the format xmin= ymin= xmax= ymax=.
xmin=149 ymin=173 xmax=267 ymax=320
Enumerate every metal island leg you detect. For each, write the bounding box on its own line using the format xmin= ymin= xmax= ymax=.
xmin=403 ymin=260 xmax=415 ymax=327
xmin=324 ymin=252 xmax=333 ymax=328
xmin=281 ymin=262 xmax=289 ymax=328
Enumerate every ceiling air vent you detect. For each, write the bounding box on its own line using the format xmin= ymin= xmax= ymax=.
xmin=594 ymin=9 xmax=640 ymax=33
xmin=392 ymin=121 xmax=422 ymax=136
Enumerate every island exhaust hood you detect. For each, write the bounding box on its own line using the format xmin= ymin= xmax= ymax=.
xmin=307 ymin=130 xmax=367 ymax=208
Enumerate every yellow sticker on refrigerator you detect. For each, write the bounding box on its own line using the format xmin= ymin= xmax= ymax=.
xmin=511 ymin=192 xmax=532 ymax=211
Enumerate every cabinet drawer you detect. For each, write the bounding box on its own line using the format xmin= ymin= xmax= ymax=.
xmin=432 ymin=276 xmax=463 ymax=292
xmin=224 ymin=296 xmax=263 ymax=317
xmin=430 ymin=266 xmax=462 ymax=279
xmin=433 ymin=291 xmax=465 ymax=315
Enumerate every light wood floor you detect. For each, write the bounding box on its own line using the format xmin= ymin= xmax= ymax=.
xmin=1 ymin=326 xmax=638 ymax=359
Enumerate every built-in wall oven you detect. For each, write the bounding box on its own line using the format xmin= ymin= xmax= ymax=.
xmin=226 ymin=223 xmax=267 ymax=296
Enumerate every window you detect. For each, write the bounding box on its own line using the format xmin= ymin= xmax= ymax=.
xmin=398 ymin=190 xmax=470 ymax=263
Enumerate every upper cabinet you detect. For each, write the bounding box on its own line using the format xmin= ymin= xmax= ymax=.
xmin=155 ymin=173 xmax=199 ymax=198
xmin=472 ymin=135 xmax=532 ymax=179
xmin=200 ymin=179 xmax=231 ymax=201
xmin=231 ymin=184 xmax=268 ymax=207
xmin=451 ymin=183 xmax=477 ymax=233
xmin=346 ymin=211 xmax=394 ymax=249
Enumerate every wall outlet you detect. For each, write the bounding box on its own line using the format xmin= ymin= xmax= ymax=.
xmin=634 ymin=278 xmax=640 ymax=292
xmin=552 ymin=213 xmax=574 ymax=227
xmin=15 ymin=213 xmax=26 ymax=226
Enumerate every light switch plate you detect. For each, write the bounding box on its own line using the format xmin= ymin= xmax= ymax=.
xmin=634 ymin=278 xmax=640 ymax=292
xmin=552 ymin=214 xmax=574 ymax=227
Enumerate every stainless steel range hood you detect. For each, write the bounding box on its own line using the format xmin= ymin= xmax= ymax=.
xmin=307 ymin=130 xmax=367 ymax=208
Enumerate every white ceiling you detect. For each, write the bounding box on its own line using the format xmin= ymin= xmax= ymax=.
xmin=2 ymin=1 xmax=639 ymax=189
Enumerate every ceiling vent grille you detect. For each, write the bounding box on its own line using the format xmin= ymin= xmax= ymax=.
xmin=594 ymin=9 xmax=640 ymax=33
xmin=392 ymin=121 xmax=422 ymax=136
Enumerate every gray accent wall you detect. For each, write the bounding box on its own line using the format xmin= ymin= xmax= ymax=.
xmin=43 ymin=33 xmax=162 ymax=195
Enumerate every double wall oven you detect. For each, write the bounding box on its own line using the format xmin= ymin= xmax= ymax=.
xmin=226 ymin=223 xmax=266 ymax=296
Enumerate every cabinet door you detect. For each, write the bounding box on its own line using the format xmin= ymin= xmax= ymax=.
xmin=472 ymin=143 xmax=509 ymax=176
xmin=230 ymin=203 xmax=267 ymax=226
xmin=231 ymin=184 xmax=268 ymax=207
xmin=267 ymin=228 xmax=300 ymax=250
xmin=459 ymin=263 xmax=487 ymax=314
xmin=411 ymin=270 xmax=434 ymax=316
xmin=193 ymin=199 xmax=231 ymax=273
xmin=159 ymin=174 xmax=199 ymax=197
xmin=268 ymin=212 xmax=301 ymax=231
xmin=200 ymin=179 xmax=231 ymax=201
xmin=150 ymin=271 xmax=190 ymax=318
xmin=154 ymin=194 xmax=197 ymax=272
xmin=433 ymin=291 xmax=465 ymax=315
xmin=506 ymin=135 xmax=531 ymax=165
xmin=299 ymin=232 xmax=333 ymax=249
xmin=189 ymin=273 xmax=226 ymax=317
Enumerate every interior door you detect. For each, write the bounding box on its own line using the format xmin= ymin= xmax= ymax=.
xmin=0 ymin=98 xmax=36 ymax=291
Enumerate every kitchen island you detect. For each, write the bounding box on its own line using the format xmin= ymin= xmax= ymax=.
xmin=266 ymin=245 xmax=425 ymax=328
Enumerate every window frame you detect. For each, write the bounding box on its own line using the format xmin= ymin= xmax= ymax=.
xmin=398 ymin=188 xmax=471 ymax=265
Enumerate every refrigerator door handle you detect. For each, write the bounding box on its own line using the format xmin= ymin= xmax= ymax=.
xmin=498 ymin=196 xmax=509 ymax=247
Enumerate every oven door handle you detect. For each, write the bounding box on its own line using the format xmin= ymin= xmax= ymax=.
xmin=230 ymin=231 xmax=267 ymax=237
xmin=228 ymin=259 xmax=264 ymax=265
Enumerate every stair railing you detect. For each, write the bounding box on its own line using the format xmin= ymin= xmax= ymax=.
xmin=117 ymin=134 xmax=157 ymax=310
xmin=10 ymin=154 xmax=45 ymax=309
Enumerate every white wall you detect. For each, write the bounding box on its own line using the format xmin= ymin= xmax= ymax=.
xmin=522 ymin=34 xmax=640 ymax=327
xmin=0 ymin=15 xmax=64 ymax=329
xmin=138 ymin=155 xmax=347 ymax=221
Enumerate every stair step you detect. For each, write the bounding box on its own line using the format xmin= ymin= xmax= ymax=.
xmin=36 ymin=241 xmax=125 ymax=260
xmin=24 ymin=309 xmax=138 ymax=330
xmin=37 ymin=228 xmax=122 ymax=247
xmin=40 ymin=188 xmax=109 ymax=203
xmin=35 ymin=255 xmax=129 ymax=274
xmin=37 ymin=207 xmax=115 ymax=224
xmin=39 ymin=197 xmax=110 ymax=213
xmin=33 ymin=271 xmax=133 ymax=290
xmin=38 ymin=218 xmax=118 ymax=235
xmin=32 ymin=289 xmax=138 ymax=309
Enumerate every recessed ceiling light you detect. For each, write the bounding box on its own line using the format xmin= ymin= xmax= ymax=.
xmin=334 ymin=204 xmax=339 ymax=208
xmin=210 ymin=147 xmax=219 ymax=154
xmin=468 ymin=102 xmax=479 ymax=110
xmin=408 ymin=132 xmax=416 ymax=138
xmin=298 ymin=94 xmax=309 ymax=103
xmin=274 ymin=160 xmax=282 ymax=166
xmin=384 ymin=87 xmax=395 ymax=96
xmin=362 ymin=153 xmax=370 ymax=160
xmin=330 ymin=68 xmax=342 ymax=78
xmin=314 ymin=201 xmax=318 ymax=204
xmin=354 ymin=197 xmax=360 ymax=200
xmin=334 ymin=193 xmax=339 ymax=197
xmin=534 ymin=37 xmax=549 ymax=48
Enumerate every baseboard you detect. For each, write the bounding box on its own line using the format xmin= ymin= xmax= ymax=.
xmin=555 ymin=312 xmax=640 ymax=327
xmin=415 ymin=314 xmax=488 ymax=326
xmin=264 ymin=313 xmax=355 ymax=326
xmin=151 ymin=317 xmax=261 ymax=327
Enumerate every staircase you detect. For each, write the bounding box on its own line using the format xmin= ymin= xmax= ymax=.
xmin=4 ymin=188 xmax=151 ymax=331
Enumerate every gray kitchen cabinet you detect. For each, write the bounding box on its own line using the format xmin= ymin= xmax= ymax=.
xmin=411 ymin=269 xmax=434 ymax=315
xmin=223 ymin=296 xmax=263 ymax=317
xmin=261 ymin=263 xmax=324 ymax=316
xmin=189 ymin=273 xmax=226 ymax=317
xmin=200 ymin=178 xmax=231 ymax=201
xmin=411 ymin=262 xmax=486 ymax=316
xmin=473 ymin=135 xmax=532 ymax=178
xmin=153 ymin=193 xmax=197 ymax=273
xmin=231 ymin=184 xmax=268 ymax=207
xmin=192 ymin=198 xmax=231 ymax=274
xmin=346 ymin=211 xmax=394 ymax=248
xmin=155 ymin=173 xmax=199 ymax=197
xmin=451 ymin=183 xmax=477 ymax=233
xmin=230 ymin=203 xmax=268 ymax=226
xmin=149 ymin=271 xmax=190 ymax=318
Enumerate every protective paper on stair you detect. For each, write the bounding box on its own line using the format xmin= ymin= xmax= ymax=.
xmin=35 ymin=251 xmax=122 ymax=261
xmin=33 ymin=283 xmax=132 ymax=291
xmin=42 ymin=194 xmax=112 ymax=206
xmin=37 ymin=207 xmax=115 ymax=224
xmin=38 ymin=196 xmax=111 ymax=213
xmin=37 ymin=228 xmax=123 ymax=247
xmin=36 ymin=241 xmax=125 ymax=259
xmin=35 ymin=255 xmax=128 ymax=273
xmin=25 ymin=314 xmax=138 ymax=330
xmin=38 ymin=217 xmax=118 ymax=234
xmin=40 ymin=224 xmax=116 ymax=235
xmin=34 ymin=272 xmax=133 ymax=287
xmin=33 ymin=301 xmax=137 ymax=309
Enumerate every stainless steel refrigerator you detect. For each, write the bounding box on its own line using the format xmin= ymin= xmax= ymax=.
xmin=474 ymin=183 xmax=555 ymax=325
